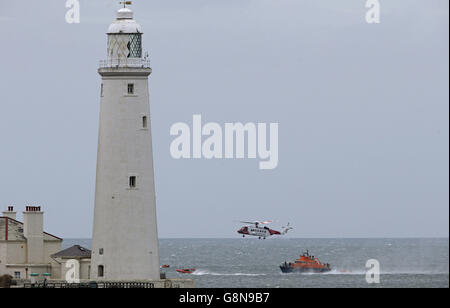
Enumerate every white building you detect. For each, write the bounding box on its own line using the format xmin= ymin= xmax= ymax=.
xmin=0 ymin=206 xmax=62 ymax=280
xmin=51 ymin=245 xmax=92 ymax=281
xmin=90 ymin=6 xmax=160 ymax=280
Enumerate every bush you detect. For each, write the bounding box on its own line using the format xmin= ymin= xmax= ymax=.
xmin=0 ymin=274 xmax=13 ymax=288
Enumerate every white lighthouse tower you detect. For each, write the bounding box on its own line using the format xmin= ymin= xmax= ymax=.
xmin=90 ymin=5 xmax=160 ymax=280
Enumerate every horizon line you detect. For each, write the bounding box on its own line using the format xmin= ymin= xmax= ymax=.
xmin=61 ymin=236 xmax=450 ymax=240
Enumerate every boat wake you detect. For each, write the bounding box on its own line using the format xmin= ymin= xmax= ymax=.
xmin=192 ymin=269 xmax=266 ymax=276
xmin=316 ymin=269 xmax=448 ymax=276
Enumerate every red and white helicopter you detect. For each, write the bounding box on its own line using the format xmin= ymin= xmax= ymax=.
xmin=237 ymin=220 xmax=292 ymax=239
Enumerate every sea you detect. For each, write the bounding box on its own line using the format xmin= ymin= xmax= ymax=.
xmin=63 ymin=238 xmax=449 ymax=288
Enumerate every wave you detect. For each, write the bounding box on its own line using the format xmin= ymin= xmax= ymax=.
xmin=188 ymin=268 xmax=448 ymax=276
xmin=192 ymin=269 xmax=266 ymax=276
xmin=318 ymin=269 xmax=449 ymax=276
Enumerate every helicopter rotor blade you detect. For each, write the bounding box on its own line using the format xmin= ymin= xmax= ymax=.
xmin=239 ymin=220 xmax=273 ymax=225
xmin=259 ymin=220 xmax=273 ymax=225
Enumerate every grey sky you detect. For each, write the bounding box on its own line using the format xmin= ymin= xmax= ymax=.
xmin=0 ymin=0 xmax=448 ymax=238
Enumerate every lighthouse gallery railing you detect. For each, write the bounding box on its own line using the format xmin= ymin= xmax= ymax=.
xmin=99 ymin=58 xmax=150 ymax=68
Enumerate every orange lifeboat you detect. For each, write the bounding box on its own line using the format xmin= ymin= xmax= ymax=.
xmin=176 ymin=268 xmax=196 ymax=274
xmin=280 ymin=250 xmax=331 ymax=273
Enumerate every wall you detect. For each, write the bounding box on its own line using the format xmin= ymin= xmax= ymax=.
xmin=6 ymin=241 xmax=26 ymax=264
xmin=44 ymin=240 xmax=62 ymax=279
xmin=0 ymin=242 xmax=6 ymax=275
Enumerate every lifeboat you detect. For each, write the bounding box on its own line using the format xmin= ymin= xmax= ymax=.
xmin=280 ymin=250 xmax=331 ymax=273
xmin=176 ymin=268 xmax=196 ymax=274
xmin=161 ymin=264 xmax=170 ymax=268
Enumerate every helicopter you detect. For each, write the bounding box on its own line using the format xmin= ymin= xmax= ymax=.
xmin=237 ymin=220 xmax=292 ymax=239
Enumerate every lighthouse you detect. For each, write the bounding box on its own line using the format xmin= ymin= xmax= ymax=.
xmin=90 ymin=5 xmax=160 ymax=280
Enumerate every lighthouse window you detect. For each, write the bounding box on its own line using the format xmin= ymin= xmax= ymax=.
xmin=129 ymin=176 xmax=136 ymax=188
xmin=127 ymin=83 xmax=134 ymax=94
xmin=98 ymin=265 xmax=104 ymax=277
xmin=100 ymin=84 xmax=104 ymax=97
xmin=127 ymin=34 xmax=142 ymax=58
xmin=142 ymin=116 xmax=147 ymax=128
xmin=99 ymin=248 xmax=104 ymax=255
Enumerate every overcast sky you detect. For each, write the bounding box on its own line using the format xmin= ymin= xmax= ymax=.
xmin=0 ymin=0 xmax=448 ymax=238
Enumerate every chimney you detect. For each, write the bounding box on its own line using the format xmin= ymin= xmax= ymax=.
xmin=23 ymin=205 xmax=44 ymax=264
xmin=2 ymin=205 xmax=17 ymax=220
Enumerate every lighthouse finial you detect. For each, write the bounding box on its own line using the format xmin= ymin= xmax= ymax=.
xmin=120 ymin=1 xmax=132 ymax=8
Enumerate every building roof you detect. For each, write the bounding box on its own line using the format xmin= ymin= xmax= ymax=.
xmin=107 ymin=8 xmax=142 ymax=34
xmin=51 ymin=245 xmax=91 ymax=259
xmin=0 ymin=216 xmax=62 ymax=241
